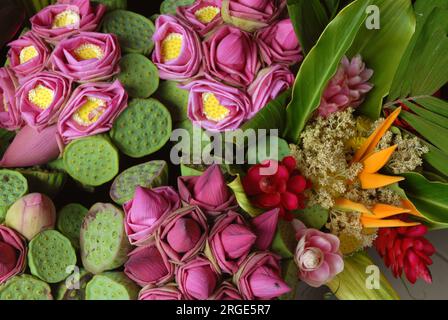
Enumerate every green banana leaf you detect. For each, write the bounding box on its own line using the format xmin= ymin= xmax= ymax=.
xmin=423 ymin=144 xmax=448 ymax=179
xmin=401 ymin=101 xmax=448 ymax=129
xmin=414 ymin=96 xmax=448 ymax=118
xmin=228 ymin=175 xmax=264 ymax=217
xmin=327 ymin=251 xmax=400 ymax=300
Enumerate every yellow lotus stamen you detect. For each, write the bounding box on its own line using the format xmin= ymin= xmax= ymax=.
xmin=195 ymin=6 xmax=220 ymax=24
xmin=52 ymin=10 xmax=80 ymax=29
xmin=19 ymin=46 xmax=39 ymax=64
xmin=74 ymin=44 xmax=104 ymax=61
xmin=72 ymin=97 xmax=107 ymax=126
xmin=28 ymin=85 xmax=55 ymax=110
xmin=202 ymin=92 xmax=230 ymax=122
xmin=161 ymin=33 xmax=183 ymax=62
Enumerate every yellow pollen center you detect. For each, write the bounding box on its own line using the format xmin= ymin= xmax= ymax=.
xmin=74 ymin=44 xmax=104 ymax=61
xmin=19 ymin=46 xmax=39 ymax=64
xmin=28 ymin=85 xmax=55 ymax=110
xmin=52 ymin=10 xmax=80 ymax=29
xmin=194 ymin=6 xmax=220 ymax=24
xmin=202 ymin=92 xmax=230 ymax=122
xmin=161 ymin=33 xmax=183 ymax=62
xmin=72 ymin=97 xmax=107 ymax=126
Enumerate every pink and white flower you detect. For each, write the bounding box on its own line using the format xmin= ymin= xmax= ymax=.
xmin=177 ymin=0 xmax=223 ymax=36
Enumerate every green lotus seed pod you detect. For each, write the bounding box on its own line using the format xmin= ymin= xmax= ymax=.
xmin=160 ymin=0 xmax=195 ymax=15
xmin=117 ymin=53 xmax=159 ymax=98
xmin=279 ymin=259 xmax=299 ymax=301
xmin=80 ymin=203 xmax=131 ymax=274
xmin=155 ymin=80 xmax=189 ymax=122
xmin=0 ymin=169 xmax=28 ymax=211
xmin=56 ymin=268 xmax=93 ymax=300
xmin=92 ymin=0 xmax=127 ymax=10
xmin=16 ymin=168 xmax=67 ymax=198
xmin=102 ymin=10 xmax=155 ymax=56
xmin=28 ymin=230 xmax=77 ymax=284
xmin=110 ymin=160 xmax=168 ymax=205
xmin=46 ymin=158 xmax=66 ymax=172
xmin=86 ymin=272 xmax=139 ymax=300
xmin=63 ymin=135 xmax=119 ymax=187
xmin=57 ymin=203 xmax=89 ymax=249
xmin=110 ymin=98 xmax=172 ymax=158
xmin=295 ymin=205 xmax=329 ymax=230
xmin=0 ymin=275 xmax=53 ymax=300
xmin=272 ymin=220 xmax=297 ymax=259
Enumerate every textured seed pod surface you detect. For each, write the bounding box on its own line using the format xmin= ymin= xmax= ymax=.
xmin=0 ymin=275 xmax=53 ymax=300
xmin=57 ymin=203 xmax=89 ymax=249
xmin=85 ymin=272 xmax=139 ymax=300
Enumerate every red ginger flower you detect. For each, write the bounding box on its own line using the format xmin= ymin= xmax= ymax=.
xmin=375 ymin=225 xmax=435 ymax=284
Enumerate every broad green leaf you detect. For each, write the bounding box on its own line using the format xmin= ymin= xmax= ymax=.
xmin=327 ymin=251 xmax=400 ymax=300
xmin=423 ymin=144 xmax=448 ymax=179
xmin=180 ymin=164 xmax=204 ymax=177
xmin=401 ymin=101 xmax=448 ymax=129
xmin=285 ymin=0 xmax=371 ymax=143
xmin=414 ymin=96 xmax=448 ymax=118
xmin=294 ymin=205 xmax=329 ymax=229
xmin=228 ymin=175 xmax=264 ymax=217
xmin=272 ymin=220 xmax=297 ymax=258
xmin=348 ymin=0 xmax=415 ymax=119
xmin=279 ymin=259 xmax=299 ymax=300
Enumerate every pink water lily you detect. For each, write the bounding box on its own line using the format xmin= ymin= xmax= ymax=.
xmin=209 ymin=281 xmax=242 ymax=300
xmin=30 ymin=0 xmax=106 ymax=43
xmin=7 ymin=31 xmax=51 ymax=80
xmin=57 ymin=80 xmax=128 ymax=143
xmin=138 ymin=285 xmax=183 ymax=300
xmin=251 ymin=208 xmax=279 ymax=251
xmin=50 ymin=32 xmax=121 ymax=83
xmin=247 ymin=65 xmax=294 ymax=117
xmin=0 ymin=226 xmax=27 ymax=284
xmin=124 ymin=186 xmax=180 ymax=246
xmin=178 ymin=164 xmax=237 ymax=216
xmin=16 ymin=71 xmax=72 ymax=131
xmin=203 ymin=25 xmax=260 ymax=87
xmin=152 ymin=15 xmax=202 ymax=81
xmin=177 ymin=0 xmax=223 ymax=36
xmin=0 ymin=67 xmax=22 ymax=131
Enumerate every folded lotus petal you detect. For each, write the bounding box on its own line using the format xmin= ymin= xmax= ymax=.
xmin=247 ymin=265 xmax=291 ymax=299
xmin=0 ymin=125 xmax=61 ymax=168
xmin=251 ymin=208 xmax=279 ymax=250
xmin=177 ymin=0 xmax=223 ymax=36
xmin=0 ymin=225 xmax=27 ymax=284
xmin=166 ymin=218 xmax=202 ymax=253
xmin=138 ymin=284 xmax=183 ymax=300
xmin=0 ymin=67 xmax=22 ymax=131
xmin=209 ymin=281 xmax=242 ymax=300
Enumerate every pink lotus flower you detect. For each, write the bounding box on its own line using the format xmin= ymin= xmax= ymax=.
xmin=184 ymin=78 xmax=251 ymax=132
xmin=0 ymin=67 xmax=22 ymax=131
xmin=209 ymin=281 xmax=242 ymax=300
xmin=156 ymin=206 xmax=208 ymax=263
xmin=124 ymin=244 xmax=174 ymax=287
xmin=152 ymin=15 xmax=202 ymax=81
xmin=16 ymin=71 xmax=72 ymax=131
xmin=247 ymin=65 xmax=295 ymax=117
xmin=138 ymin=284 xmax=183 ymax=300
xmin=57 ymin=80 xmax=128 ymax=143
xmin=176 ymin=256 xmax=219 ymax=300
xmin=124 ymin=186 xmax=180 ymax=246
xmin=7 ymin=31 xmax=51 ymax=79
xmin=318 ymin=55 xmax=374 ymax=117
xmin=0 ymin=225 xmax=26 ymax=284
xmin=293 ymin=220 xmax=344 ymax=288
xmin=50 ymin=32 xmax=121 ymax=83
xmin=178 ymin=164 xmax=237 ymax=216
xmin=177 ymin=0 xmax=223 ymax=36
xmin=251 ymin=208 xmax=279 ymax=250
xmin=234 ymin=252 xmax=290 ymax=300
xmin=203 ymin=25 xmax=260 ymax=87
xmin=221 ymin=0 xmax=285 ymax=32
xmin=0 ymin=125 xmax=61 ymax=168
xmin=30 ymin=0 xmax=106 ymax=43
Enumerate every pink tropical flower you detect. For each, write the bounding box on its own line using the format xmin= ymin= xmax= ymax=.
xmin=293 ymin=220 xmax=344 ymax=288
xmin=247 ymin=65 xmax=295 ymax=117
xmin=57 ymin=80 xmax=128 ymax=143
xmin=7 ymin=31 xmax=51 ymax=79
xmin=50 ymin=32 xmax=121 ymax=83
xmin=138 ymin=285 xmax=183 ymax=300
xmin=184 ymin=78 xmax=251 ymax=132
xmin=0 ymin=225 xmax=27 ymax=284
xmin=152 ymin=15 xmax=202 ymax=81
xmin=256 ymin=18 xmax=303 ymax=66
xmin=177 ymin=0 xmax=223 ymax=36
xmin=318 ymin=55 xmax=374 ymax=117
xmin=0 ymin=67 xmax=22 ymax=131
xmin=123 ymin=186 xmax=180 ymax=246
xmin=16 ymin=71 xmax=72 ymax=131
xmin=209 ymin=281 xmax=242 ymax=300
xmin=30 ymin=0 xmax=106 ymax=43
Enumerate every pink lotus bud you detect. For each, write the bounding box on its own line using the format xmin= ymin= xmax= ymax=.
xmin=16 ymin=72 xmax=72 ymax=131
xmin=152 ymin=15 xmax=202 ymax=81
xmin=156 ymin=206 xmax=208 ymax=263
xmin=30 ymin=0 xmax=106 ymax=44
xmin=138 ymin=284 xmax=183 ymax=300
xmin=124 ymin=186 xmax=180 ymax=246
xmin=209 ymin=281 xmax=242 ymax=300
xmin=57 ymin=80 xmax=128 ymax=143
xmin=183 ymin=78 xmax=251 ymax=132
xmin=176 ymin=256 xmax=219 ymax=300
xmin=294 ymin=220 xmax=344 ymax=287
xmin=251 ymin=208 xmax=279 ymax=250
xmin=5 ymin=193 xmax=56 ymax=241
xmin=0 ymin=125 xmax=61 ymax=168
xmin=256 ymin=18 xmax=303 ymax=66
xmin=0 ymin=67 xmax=22 ymax=131
xmin=247 ymin=65 xmax=294 ymax=117
xmin=50 ymin=32 xmax=121 ymax=83
xmin=203 ymin=25 xmax=260 ymax=87
xmin=177 ymin=0 xmax=223 ymax=36
xmin=234 ymin=252 xmax=290 ymax=300
xmin=0 ymin=226 xmax=26 ymax=284
xmin=124 ymin=244 xmax=174 ymax=287
xmin=7 ymin=31 xmax=51 ymax=79
xmin=178 ymin=165 xmax=237 ymax=216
